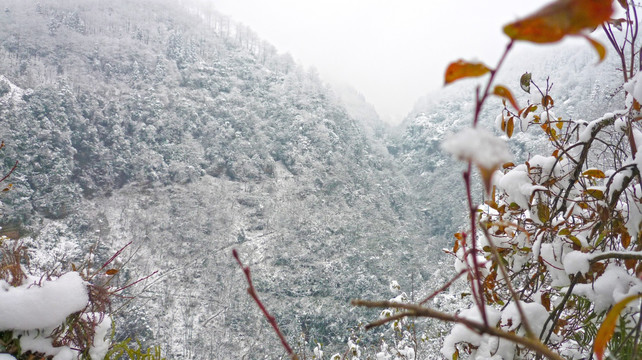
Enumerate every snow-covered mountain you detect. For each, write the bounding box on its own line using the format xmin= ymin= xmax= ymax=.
xmin=0 ymin=0 xmax=440 ymax=357
xmin=0 ymin=0 xmax=624 ymax=358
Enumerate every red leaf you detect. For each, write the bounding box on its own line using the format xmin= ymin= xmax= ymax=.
xmin=444 ymin=60 xmax=491 ymax=85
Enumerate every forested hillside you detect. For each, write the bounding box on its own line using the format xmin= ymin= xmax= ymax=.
xmin=0 ymin=0 xmax=441 ymax=358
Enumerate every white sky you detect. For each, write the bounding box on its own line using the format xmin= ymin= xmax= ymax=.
xmin=211 ymin=0 xmax=551 ymax=123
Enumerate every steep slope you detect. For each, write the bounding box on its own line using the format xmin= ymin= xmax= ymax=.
xmin=0 ymin=0 xmax=438 ymax=358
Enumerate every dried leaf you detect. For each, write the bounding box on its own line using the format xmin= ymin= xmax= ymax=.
xmin=621 ymin=231 xmax=631 ymax=248
xmin=625 ymin=258 xmax=637 ymax=271
xmin=594 ymin=294 xmax=642 ymax=360
xmin=444 ymin=60 xmax=491 ymax=85
xmin=617 ymin=0 xmax=628 ymax=9
xmin=503 ymin=0 xmax=614 ymax=43
xmin=507 ymin=117 xmax=515 ymax=138
xmin=502 ymin=162 xmax=515 ymax=169
xmin=542 ymin=95 xmax=554 ymax=108
xmin=106 ymin=269 xmax=119 ymax=276
xmin=494 ymin=85 xmax=520 ymax=111
xmin=520 ymin=72 xmax=532 ymax=93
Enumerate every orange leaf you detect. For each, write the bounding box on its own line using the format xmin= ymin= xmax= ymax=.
xmin=106 ymin=269 xmax=119 ymax=276
xmin=594 ymin=294 xmax=642 ymax=360
xmin=444 ymin=60 xmax=491 ymax=85
xmin=494 ymin=85 xmax=520 ymax=111
xmin=503 ymin=0 xmax=613 ymax=44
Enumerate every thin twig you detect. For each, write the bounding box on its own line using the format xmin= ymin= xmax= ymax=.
xmin=352 ymin=299 xmax=564 ymax=360
xmin=481 ymin=226 xmax=536 ymax=339
xmin=0 ymin=160 xmax=18 ymax=184
xmin=233 ymin=249 xmax=298 ymax=360
xmin=419 ymin=269 xmax=467 ymax=305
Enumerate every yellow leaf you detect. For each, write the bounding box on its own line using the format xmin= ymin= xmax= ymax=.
xmin=444 ymin=60 xmax=491 ymax=85
xmin=594 ymin=294 xmax=642 ymax=360
xmin=494 ymin=85 xmax=520 ymax=111
xmin=558 ymin=228 xmax=571 ymax=236
xmin=582 ymin=169 xmax=606 ymax=178
xmin=585 ymin=188 xmax=604 ymax=199
xmin=556 ymin=121 xmax=564 ymax=129
xmin=568 ymin=235 xmax=582 ymax=248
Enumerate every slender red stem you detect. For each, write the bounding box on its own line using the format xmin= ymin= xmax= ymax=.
xmin=0 ymin=161 xmax=18 ymax=184
xmin=233 ymin=249 xmax=298 ymax=360
xmin=114 ymin=270 xmax=159 ymax=293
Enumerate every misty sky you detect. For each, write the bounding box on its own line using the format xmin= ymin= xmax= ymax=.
xmin=211 ymin=0 xmax=551 ymax=123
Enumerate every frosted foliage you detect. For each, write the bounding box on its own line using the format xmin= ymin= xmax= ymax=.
xmin=0 ymin=272 xmax=88 ymax=330
xmin=562 ymin=251 xmax=591 ymax=275
xmin=501 ymin=302 xmax=549 ymax=336
xmin=573 ymin=265 xmax=642 ymax=313
xmin=441 ymin=128 xmax=512 ymax=170
xmin=496 ymin=165 xmax=534 ymax=209
xmin=441 ymin=305 xmax=501 ymax=359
